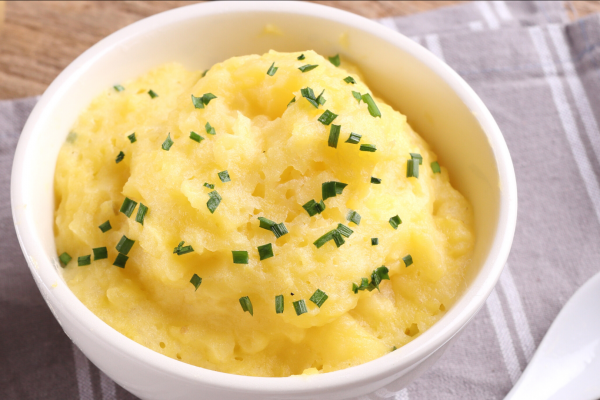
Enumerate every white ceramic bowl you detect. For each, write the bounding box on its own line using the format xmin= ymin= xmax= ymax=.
xmin=11 ymin=2 xmax=517 ymax=399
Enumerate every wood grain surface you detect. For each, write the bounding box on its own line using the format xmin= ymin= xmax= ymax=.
xmin=0 ymin=1 xmax=598 ymax=100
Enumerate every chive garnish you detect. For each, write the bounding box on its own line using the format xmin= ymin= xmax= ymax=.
xmin=99 ymin=221 xmax=112 ymax=232
xmin=205 ymin=122 xmax=216 ymax=135
xmin=352 ymin=91 xmax=362 ymax=103
xmin=119 ymin=197 xmax=137 ymax=218
xmin=297 ymin=54 xmax=305 ymax=60
xmin=202 ymin=69 xmax=208 ymax=77
xmin=343 ymin=76 xmax=356 ymax=84
xmin=128 ymin=133 xmax=136 ymax=143
xmin=301 ymin=87 xmax=320 ymax=108
xmin=190 ymin=131 xmax=204 ymax=143
xmin=431 ymin=161 xmax=441 ymax=174
xmin=115 ymin=151 xmax=125 ymax=164
xmin=345 ymin=132 xmax=361 ymax=144
xmin=369 ymin=266 xmax=390 ymax=291
xmin=331 ymin=230 xmax=345 ymax=247
xmin=352 ymin=277 xmax=370 ymax=294
xmin=258 ymin=243 xmax=274 ymax=260
xmin=371 ymin=238 xmax=378 ymax=245
xmin=173 ymin=241 xmax=194 ymax=255
xmin=313 ymin=230 xmax=336 ymax=248
xmin=190 ymin=274 xmax=202 ymax=291
xmin=360 ymin=144 xmax=377 ymax=152
xmin=410 ymin=153 xmax=423 ymax=165
xmin=148 ymin=90 xmax=158 ymax=98
xmin=275 ymin=295 xmax=284 ymax=314
xmin=266 ymin=62 xmax=278 ymax=76
xmin=191 ymin=93 xmax=217 ymax=109
xmin=335 ymin=182 xmax=349 ymax=194
xmin=113 ymin=253 xmax=128 ymax=268
xmin=310 ymin=289 xmax=328 ymax=307
xmin=239 ymin=296 xmax=253 ymax=315
xmin=113 ymin=84 xmax=125 ymax=92
xmin=406 ymin=159 xmax=419 ymax=178
xmin=232 ymin=251 xmax=249 ymax=264
xmin=78 ymin=255 xmax=91 ymax=266
xmin=203 ymin=182 xmax=214 ymax=189
xmin=302 ymin=199 xmax=326 ymax=217
xmin=328 ymin=124 xmax=341 ymax=148
xmin=162 ymin=133 xmax=174 ymax=151
xmin=316 ymin=90 xmax=326 ymax=106
xmin=258 ymin=217 xmax=276 ymax=230
xmin=116 ymin=235 xmax=135 ymax=255
xmin=371 ymin=177 xmax=382 ymax=184
xmin=218 ymin=170 xmax=231 ymax=182
xmin=328 ymin=54 xmax=341 ymax=67
xmin=287 ymin=96 xmax=296 ymax=107
xmin=207 ymin=190 xmax=222 ymax=213
xmin=318 ymin=110 xmax=338 ymax=125
xmin=135 ymin=203 xmax=148 ymax=225
xmin=272 ymin=223 xmax=288 ymax=238
xmin=322 ymin=181 xmax=347 ymax=201
xmin=361 ymin=93 xmax=381 ymax=118
xmin=293 ymin=299 xmax=307 ymax=316
xmin=298 ymin=64 xmax=318 ymax=73
xmin=346 ymin=209 xmax=361 ymax=225
xmin=93 ymin=247 xmax=108 ymax=261
xmin=389 ymin=215 xmax=402 ymax=229
xmin=403 ymin=254 xmax=413 ymax=267
xmin=337 ymin=223 xmax=353 ymax=238
xmin=59 ymin=252 xmax=72 ymax=267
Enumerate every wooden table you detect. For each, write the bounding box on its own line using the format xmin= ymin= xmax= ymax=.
xmin=1 ymin=1 xmax=598 ymax=100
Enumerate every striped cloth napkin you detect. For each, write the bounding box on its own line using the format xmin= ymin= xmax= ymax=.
xmin=2 ymin=1 xmax=599 ymax=399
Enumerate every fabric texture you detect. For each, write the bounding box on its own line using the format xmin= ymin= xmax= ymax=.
xmin=2 ymin=1 xmax=600 ymax=399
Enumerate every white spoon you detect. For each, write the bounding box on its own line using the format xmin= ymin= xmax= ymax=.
xmin=504 ymin=271 xmax=600 ymax=400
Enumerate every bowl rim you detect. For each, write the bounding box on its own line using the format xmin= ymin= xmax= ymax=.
xmin=11 ymin=0 xmax=517 ymax=395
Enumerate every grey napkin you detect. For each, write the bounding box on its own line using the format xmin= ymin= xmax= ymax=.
xmin=3 ymin=2 xmax=600 ymax=399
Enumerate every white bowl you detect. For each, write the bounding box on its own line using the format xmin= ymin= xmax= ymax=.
xmin=11 ymin=2 xmax=517 ymax=399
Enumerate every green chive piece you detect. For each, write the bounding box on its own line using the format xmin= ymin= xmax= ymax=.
xmin=331 ymin=230 xmax=345 ymax=247
xmin=406 ymin=159 xmax=419 ymax=178
xmin=369 ymin=266 xmax=390 ymax=291
xmin=371 ymin=177 xmax=382 ymax=184
xmin=328 ymin=124 xmax=341 ymax=148
xmin=297 ymin=54 xmax=305 ymax=60
xmin=207 ymin=190 xmax=222 ymax=213
xmin=93 ymin=247 xmax=108 ymax=261
xmin=192 ymin=93 xmax=217 ymax=109
xmin=203 ymin=182 xmax=214 ymax=189
xmin=113 ymin=84 xmax=125 ymax=92
xmin=218 ymin=170 xmax=231 ymax=182
xmin=313 ymin=230 xmax=336 ymax=248
xmin=389 ymin=215 xmax=402 ymax=230
xmin=345 ymin=132 xmax=362 ymax=144
xmin=410 ymin=153 xmax=423 ymax=165
xmin=346 ymin=209 xmax=361 ymax=225
xmin=302 ymin=199 xmax=326 ymax=217
xmin=301 ymin=87 xmax=319 ymax=108
xmin=190 ymin=131 xmax=204 ymax=143
xmin=205 ymin=122 xmax=216 ymax=135
xmin=318 ymin=110 xmax=338 ymax=125
xmin=202 ymin=69 xmax=208 ymax=77
xmin=148 ymin=90 xmax=158 ymax=98
xmin=258 ymin=243 xmax=274 ymax=260
xmin=192 ymin=94 xmax=204 ymax=109
xmin=298 ymin=64 xmax=318 ymax=73
xmin=322 ymin=181 xmax=337 ymax=201
xmin=343 ymin=76 xmax=356 ymax=84
xmin=335 ymin=182 xmax=348 ymax=195
xmin=328 ymin=54 xmax=341 ymax=67
xmin=293 ymin=299 xmax=307 ymax=316
xmin=287 ymin=96 xmax=296 ymax=107
xmin=371 ymin=238 xmax=379 ymax=246
xmin=272 ymin=223 xmax=288 ymax=238
xmin=173 ymin=241 xmax=194 ymax=255
xmin=310 ymin=289 xmax=328 ymax=307
xmin=119 ymin=197 xmax=137 ymax=218
xmin=392 ymin=346 xmax=397 ymax=351
xmin=352 ymin=277 xmax=370 ymax=294
xmin=403 ymin=254 xmax=413 ymax=267
xmin=58 ymin=252 xmax=72 ymax=267
xmin=135 ymin=203 xmax=148 ymax=225
xmin=78 ymin=255 xmax=91 ymax=266
xmin=113 ymin=253 xmax=128 ymax=268
xmin=352 ymin=91 xmax=362 ymax=103
xmin=266 ymin=62 xmax=278 ymax=76
xmin=115 ymin=151 xmax=125 ymax=164
xmin=203 ymin=94 xmax=217 ymax=106
xmin=190 ymin=274 xmax=202 ymax=291
xmin=99 ymin=221 xmax=112 ymax=233
xmin=116 ymin=235 xmax=135 ymax=255
xmin=239 ymin=296 xmax=253 ymax=315
xmin=360 ymin=144 xmax=377 ymax=152
xmin=232 ymin=250 xmax=249 ymax=264
xmin=66 ymin=132 xmax=77 ymax=144
xmin=127 ymin=133 xmax=136 ymax=143
xmin=258 ymin=217 xmax=276 ymax=230
xmin=431 ymin=161 xmax=441 ymax=174
xmin=361 ymin=93 xmax=381 ymax=118
xmin=162 ymin=133 xmax=174 ymax=151
xmin=316 ymin=89 xmax=326 ymax=106
xmin=336 ymin=223 xmax=353 ymax=238
xmin=275 ymin=295 xmax=284 ymax=314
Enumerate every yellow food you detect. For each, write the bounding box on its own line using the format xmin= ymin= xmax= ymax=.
xmin=55 ymin=50 xmax=474 ymax=377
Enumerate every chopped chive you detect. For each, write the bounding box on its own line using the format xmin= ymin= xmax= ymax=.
xmin=328 ymin=124 xmax=341 ymax=148
xmin=258 ymin=216 xmax=276 ymax=230
xmin=335 ymin=182 xmax=348 ymax=195
xmin=190 ymin=131 xmax=204 ymax=143
xmin=345 ymin=132 xmax=362 ymax=144
xmin=361 ymin=93 xmax=381 ymax=118
xmin=190 ymin=274 xmax=202 ymax=291
xmin=258 ymin=243 xmax=274 ymax=260
xmin=192 ymin=94 xmax=204 ymax=109
xmin=298 ymin=64 xmax=318 ymax=73
xmin=287 ymin=96 xmax=296 ymax=107
xmin=322 ymin=181 xmax=337 ymax=201
xmin=148 ymin=90 xmax=158 ymax=98
xmin=371 ymin=238 xmax=379 ymax=246
xmin=66 ymin=131 xmax=77 ymax=143
xmin=302 ymin=199 xmax=325 ymax=217
xmin=205 ymin=122 xmax=216 ymax=135
xmin=232 ymin=250 xmax=249 ymax=264
xmin=293 ymin=299 xmax=307 ymax=316
xmin=406 ymin=159 xmax=419 ymax=178
xmin=431 ymin=161 xmax=441 ymax=174
xmin=266 ymin=62 xmax=278 ymax=76
xmin=297 ymin=54 xmax=305 ymax=60
xmin=389 ymin=215 xmax=402 ymax=230
xmin=207 ymin=190 xmax=222 ymax=213
xmin=78 ymin=255 xmax=91 ymax=266
xmin=272 ymin=223 xmax=288 ymax=238
xmin=116 ymin=235 xmax=135 ymax=255
xmin=318 ymin=110 xmax=338 ymax=125
xmin=203 ymin=182 xmax=214 ymax=189
xmin=309 ymin=289 xmax=328 ymax=307
xmin=93 ymin=247 xmax=108 ymax=260
xmin=352 ymin=91 xmax=362 ymax=103
xmin=392 ymin=346 xmax=397 ymax=351
xmin=352 ymin=277 xmax=370 ymax=293
xmin=336 ymin=223 xmax=353 ymax=238
xmin=135 ymin=203 xmax=148 ymax=225
xmin=371 ymin=177 xmax=382 ymax=184
xmin=162 ymin=133 xmax=174 ymax=151
xmin=239 ymin=296 xmax=254 ymax=315
xmin=275 ymin=295 xmax=284 ymax=313
xmin=301 ymin=87 xmax=319 ymax=108
xmin=328 ymin=54 xmax=341 ymax=67
xmin=191 ymin=93 xmax=217 ymax=109
xmin=360 ymin=144 xmax=377 ymax=152
xmin=403 ymin=254 xmax=413 ymax=267
xmin=343 ymin=76 xmax=356 ymax=84
xmin=369 ymin=265 xmax=390 ymax=291
xmin=410 ymin=153 xmax=423 ymax=165
xmin=113 ymin=84 xmax=125 ymax=92
xmin=113 ymin=253 xmax=128 ymax=268
xmin=218 ymin=170 xmax=231 ymax=182
xmin=127 ymin=132 xmax=136 ymax=143
xmin=115 ymin=151 xmax=125 ymax=164
xmin=119 ymin=197 xmax=138 ymax=218
xmin=173 ymin=241 xmax=194 ymax=255
xmin=58 ymin=252 xmax=72 ymax=267
xmin=331 ymin=230 xmax=345 ymax=247
xmin=316 ymin=89 xmax=326 ymax=106
xmin=313 ymin=229 xmax=335 ymax=248
xmin=99 ymin=221 xmax=112 ymax=232
xmin=346 ymin=209 xmax=361 ymax=225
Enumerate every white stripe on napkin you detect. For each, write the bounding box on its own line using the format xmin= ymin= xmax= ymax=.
xmin=73 ymin=344 xmax=95 ymax=400
xmin=492 ymin=1 xmax=513 ymax=21
xmin=99 ymin=371 xmax=117 ymax=400
xmin=475 ymin=2 xmax=501 ymax=30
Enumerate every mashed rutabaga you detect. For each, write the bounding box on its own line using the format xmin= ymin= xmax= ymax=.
xmin=55 ymin=50 xmax=474 ymax=377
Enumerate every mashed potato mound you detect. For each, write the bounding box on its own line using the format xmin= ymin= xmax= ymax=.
xmin=55 ymin=50 xmax=474 ymax=377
